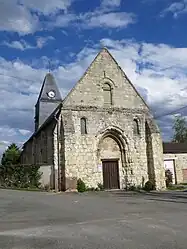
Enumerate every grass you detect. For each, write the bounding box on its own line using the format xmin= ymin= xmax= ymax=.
xmin=167 ymin=185 xmax=186 ymax=191
xmin=0 ymin=186 xmax=47 ymax=192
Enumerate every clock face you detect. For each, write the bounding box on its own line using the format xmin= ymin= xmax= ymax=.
xmin=47 ymin=90 xmax=56 ymax=98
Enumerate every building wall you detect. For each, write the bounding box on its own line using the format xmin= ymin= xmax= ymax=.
xmin=61 ymin=48 xmax=165 ymax=191
xmin=20 ymin=119 xmax=56 ymax=188
xmin=21 ymin=49 xmax=166 ymax=191
xmin=62 ymin=107 xmax=165 ymax=190
xmin=63 ymin=49 xmax=148 ymax=110
xmin=39 ymin=165 xmax=53 ymax=187
xmin=164 ymin=153 xmax=187 ymax=184
xmin=20 ymin=139 xmax=34 ymax=165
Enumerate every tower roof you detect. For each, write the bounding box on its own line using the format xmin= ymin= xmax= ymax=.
xmin=37 ymin=73 xmax=62 ymax=103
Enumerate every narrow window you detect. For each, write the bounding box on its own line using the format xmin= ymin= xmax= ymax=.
xmin=103 ymin=83 xmax=112 ymax=105
xmin=133 ymin=119 xmax=140 ymax=135
xmin=81 ymin=117 xmax=87 ymax=134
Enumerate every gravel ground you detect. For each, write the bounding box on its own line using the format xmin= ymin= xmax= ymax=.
xmin=0 ymin=189 xmax=187 ymax=249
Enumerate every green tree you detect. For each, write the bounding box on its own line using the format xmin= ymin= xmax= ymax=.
xmin=0 ymin=144 xmax=42 ymax=189
xmin=172 ymin=115 xmax=187 ymax=143
xmin=1 ymin=143 xmax=21 ymax=166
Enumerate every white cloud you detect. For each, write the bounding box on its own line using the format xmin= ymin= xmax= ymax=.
xmin=0 ymin=1 xmax=39 ymax=35
xmin=0 ymin=0 xmax=73 ymax=35
xmin=0 ymin=127 xmax=28 ymax=156
xmin=78 ymin=0 xmax=135 ymax=29
xmin=0 ymin=0 xmax=135 ymax=34
xmin=2 ymin=40 xmax=35 ymax=51
xmin=101 ymin=0 xmax=121 ymax=7
xmin=52 ymin=10 xmax=135 ymax=30
xmin=79 ymin=0 xmax=135 ymax=29
xmin=19 ymin=129 xmax=32 ymax=136
xmin=50 ymin=13 xmax=77 ymax=28
xmin=161 ymin=0 xmax=187 ymax=18
xmin=20 ymin=0 xmax=73 ymax=15
xmin=82 ymin=12 xmax=135 ymax=28
xmin=49 ymin=8 xmax=135 ymax=30
xmin=36 ymin=36 xmax=55 ymax=49
xmin=1 ymin=36 xmax=55 ymax=51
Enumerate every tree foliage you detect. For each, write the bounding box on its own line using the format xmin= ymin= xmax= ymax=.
xmin=0 ymin=143 xmax=42 ymax=189
xmin=165 ymin=169 xmax=173 ymax=188
xmin=77 ymin=178 xmax=87 ymax=192
xmin=172 ymin=115 xmax=187 ymax=143
xmin=143 ymin=180 xmax=155 ymax=192
xmin=1 ymin=143 xmax=21 ymax=166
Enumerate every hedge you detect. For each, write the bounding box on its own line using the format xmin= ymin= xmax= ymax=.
xmin=0 ymin=164 xmax=42 ymax=189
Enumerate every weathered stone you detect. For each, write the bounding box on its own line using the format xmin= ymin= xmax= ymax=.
xmin=61 ymin=48 xmax=166 ymax=190
xmin=21 ymin=48 xmax=166 ymax=191
xmin=164 ymin=153 xmax=187 ymax=184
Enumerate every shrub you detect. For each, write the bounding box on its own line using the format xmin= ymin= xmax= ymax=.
xmin=125 ymin=184 xmax=142 ymax=192
xmin=165 ymin=169 xmax=173 ymax=188
xmin=97 ymin=183 xmax=104 ymax=191
xmin=77 ymin=178 xmax=86 ymax=192
xmin=180 ymin=182 xmax=187 ymax=185
xmin=128 ymin=184 xmax=136 ymax=191
xmin=0 ymin=164 xmax=42 ymax=189
xmin=144 ymin=180 xmax=154 ymax=192
xmin=136 ymin=185 xmax=142 ymax=191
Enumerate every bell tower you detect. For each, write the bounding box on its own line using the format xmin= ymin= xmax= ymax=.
xmin=35 ymin=73 xmax=62 ymax=131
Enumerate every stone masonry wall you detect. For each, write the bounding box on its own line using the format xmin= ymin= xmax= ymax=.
xmin=164 ymin=153 xmax=187 ymax=184
xmin=62 ymin=107 xmax=165 ymax=190
xmin=151 ymin=133 xmax=166 ymax=190
xmin=61 ymin=48 xmax=165 ymax=191
xmin=63 ymin=48 xmax=149 ymax=111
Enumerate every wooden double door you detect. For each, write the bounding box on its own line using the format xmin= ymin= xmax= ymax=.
xmin=102 ymin=160 xmax=120 ymax=189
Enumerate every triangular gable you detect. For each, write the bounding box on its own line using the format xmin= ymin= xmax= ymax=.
xmin=62 ymin=47 xmax=149 ymax=110
xmin=104 ymin=48 xmax=150 ymax=110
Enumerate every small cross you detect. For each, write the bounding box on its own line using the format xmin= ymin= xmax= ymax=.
xmin=48 ymin=60 xmax=52 ymax=73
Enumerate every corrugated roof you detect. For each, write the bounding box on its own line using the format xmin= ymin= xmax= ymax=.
xmin=163 ymin=142 xmax=187 ymax=154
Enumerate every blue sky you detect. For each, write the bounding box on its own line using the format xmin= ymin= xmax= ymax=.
xmin=0 ymin=0 xmax=187 ymax=153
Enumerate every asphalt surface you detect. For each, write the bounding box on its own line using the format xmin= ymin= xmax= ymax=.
xmin=0 ymin=189 xmax=187 ymax=249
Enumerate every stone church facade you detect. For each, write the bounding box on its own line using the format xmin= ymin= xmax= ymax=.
xmin=21 ymin=48 xmax=166 ymax=191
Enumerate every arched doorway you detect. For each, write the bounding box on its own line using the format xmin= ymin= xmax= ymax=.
xmin=97 ymin=128 xmax=127 ymax=190
xmin=99 ymin=136 xmax=121 ymax=189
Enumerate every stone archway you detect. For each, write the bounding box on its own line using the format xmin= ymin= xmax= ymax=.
xmin=96 ymin=127 xmax=130 ymax=189
xmin=99 ymin=136 xmax=121 ymax=160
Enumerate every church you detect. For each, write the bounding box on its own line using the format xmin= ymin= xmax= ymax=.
xmin=20 ymin=48 xmax=166 ymax=191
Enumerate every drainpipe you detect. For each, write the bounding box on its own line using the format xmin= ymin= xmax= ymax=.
xmin=54 ymin=113 xmax=60 ymax=192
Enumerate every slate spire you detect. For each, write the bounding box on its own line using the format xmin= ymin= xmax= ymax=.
xmin=34 ymin=73 xmax=62 ymax=131
xmin=37 ymin=73 xmax=62 ymax=102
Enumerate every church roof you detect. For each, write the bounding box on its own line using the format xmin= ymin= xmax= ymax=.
xmin=23 ymin=103 xmax=62 ymax=147
xmin=163 ymin=142 xmax=187 ymax=154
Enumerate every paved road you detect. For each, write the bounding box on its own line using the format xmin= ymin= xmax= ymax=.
xmin=0 ymin=189 xmax=187 ymax=249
